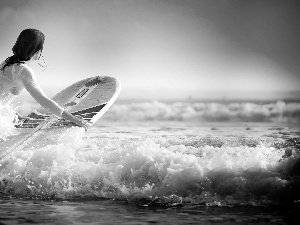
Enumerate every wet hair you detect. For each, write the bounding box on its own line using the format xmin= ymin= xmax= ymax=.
xmin=1 ymin=28 xmax=45 ymax=71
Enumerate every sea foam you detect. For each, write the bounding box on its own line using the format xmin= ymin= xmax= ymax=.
xmin=1 ymin=101 xmax=299 ymax=206
xmin=0 ymin=130 xmax=299 ymax=206
xmin=0 ymin=104 xmax=18 ymax=140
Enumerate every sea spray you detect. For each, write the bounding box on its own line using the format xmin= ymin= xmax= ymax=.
xmin=0 ymin=104 xmax=18 ymax=140
xmin=1 ymin=133 xmax=298 ymax=206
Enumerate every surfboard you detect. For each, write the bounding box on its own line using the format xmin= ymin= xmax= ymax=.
xmin=0 ymin=76 xmax=121 ymax=160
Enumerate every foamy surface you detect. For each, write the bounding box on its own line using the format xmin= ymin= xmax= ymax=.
xmin=1 ymin=101 xmax=300 ymax=224
xmin=1 ymin=123 xmax=299 ymax=206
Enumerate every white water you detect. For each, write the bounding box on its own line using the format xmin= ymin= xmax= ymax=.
xmin=0 ymin=101 xmax=299 ymax=207
xmin=0 ymin=104 xmax=18 ymax=140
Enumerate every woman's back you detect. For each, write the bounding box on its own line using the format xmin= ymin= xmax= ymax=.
xmin=0 ymin=62 xmax=27 ymax=104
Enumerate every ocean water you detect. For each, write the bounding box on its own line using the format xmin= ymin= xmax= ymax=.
xmin=0 ymin=100 xmax=300 ymax=224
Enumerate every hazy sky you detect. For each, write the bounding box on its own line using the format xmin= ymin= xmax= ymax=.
xmin=0 ymin=0 xmax=299 ymax=100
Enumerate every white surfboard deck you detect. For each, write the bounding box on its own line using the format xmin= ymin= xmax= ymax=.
xmin=0 ymin=76 xmax=121 ymax=160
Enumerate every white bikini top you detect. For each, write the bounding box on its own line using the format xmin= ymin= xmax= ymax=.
xmin=0 ymin=61 xmax=64 ymax=116
xmin=0 ymin=62 xmax=25 ymax=95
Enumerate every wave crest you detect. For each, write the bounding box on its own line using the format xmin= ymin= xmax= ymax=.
xmin=104 ymin=100 xmax=300 ymax=122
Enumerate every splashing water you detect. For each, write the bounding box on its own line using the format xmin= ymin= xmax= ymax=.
xmin=0 ymin=101 xmax=300 ymax=209
xmin=0 ymin=125 xmax=299 ymax=207
xmin=0 ymin=104 xmax=18 ymax=140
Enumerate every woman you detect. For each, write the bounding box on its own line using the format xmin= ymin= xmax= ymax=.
xmin=0 ymin=28 xmax=90 ymax=130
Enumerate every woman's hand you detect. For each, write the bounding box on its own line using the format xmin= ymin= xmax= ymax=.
xmin=14 ymin=112 xmax=30 ymax=123
xmin=74 ymin=116 xmax=92 ymax=131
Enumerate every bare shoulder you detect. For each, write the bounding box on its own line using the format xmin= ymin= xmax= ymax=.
xmin=17 ymin=64 xmax=36 ymax=83
xmin=18 ymin=64 xmax=35 ymax=78
xmin=20 ymin=64 xmax=34 ymax=74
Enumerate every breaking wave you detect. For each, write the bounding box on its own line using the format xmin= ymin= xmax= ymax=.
xmin=1 ymin=99 xmax=299 ymax=207
xmin=103 ymin=100 xmax=300 ymax=123
xmin=0 ymin=128 xmax=299 ymax=206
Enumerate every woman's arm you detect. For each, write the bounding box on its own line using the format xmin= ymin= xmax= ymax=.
xmin=19 ymin=67 xmax=90 ymax=130
xmin=61 ymin=110 xmax=91 ymax=130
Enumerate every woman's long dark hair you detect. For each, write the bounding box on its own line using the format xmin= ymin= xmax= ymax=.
xmin=1 ymin=28 xmax=45 ymax=71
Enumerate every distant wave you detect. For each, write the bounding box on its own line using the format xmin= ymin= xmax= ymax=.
xmin=103 ymin=100 xmax=300 ymax=123
xmin=15 ymin=100 xmax=300 ymax=123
